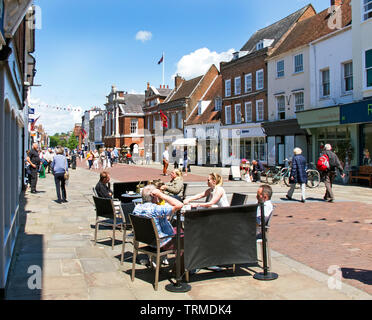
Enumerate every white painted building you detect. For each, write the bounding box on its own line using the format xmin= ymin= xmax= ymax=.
xmin=0 ymin=1 xmax=36 ymax=295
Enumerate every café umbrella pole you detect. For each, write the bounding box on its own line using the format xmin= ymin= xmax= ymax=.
xmin=253 ymin=202 xmax=278 ymax=281
xmin=165 ymin=210 xmax=191 ymax=292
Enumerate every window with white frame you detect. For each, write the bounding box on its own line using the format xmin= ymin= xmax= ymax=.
xmin=234 ymin=77 xmax=241 ymax=95
xmin=342 ymin=62 xmax=353 ymax=93
xmin=178 ymin=112 xmax=183 ymax=129
xmin=215 ymin=97 xmax=222 ymax=111
xmin=225 ymin=79 xmax=231 ymax=97
xmin=277 ymin=96 xmax=285 ymax=120
xmin=147 ymin=116 xmax=150 ymax=130
xmin=256 ymin=41 xmax=264 ymax=51
xmin=245 ymin=73 xmax=252 ymax=93
xmin=130 ymin=119 xmax=138 ymax=134
xmin=294 ymin=92 xmax=304 ymax=112
xmin=363 ymin=0 xmax=372 ymax=21
xmin=256 ymin=100 xmax=264 ymax=121
xmin=294 ymin=54 xmax=304 ymax=73
xmin=277 ymin=60 xmax=284 ymax=78
xmin=152 ymin=115 xmax=156 ymax=130
xmin=245 ymin=102 xmax=252 ymax=122
xmin=321 ymin=69 xmax=330 ymax=97
xmin=366 ymin=49 xmax=372 ymax=88
xmin=225 ymin=105 xmax=232 ymax=124
xmin=235 ymin=104 xmax=242 ymax=123
xmin=256 ymin=69 xmax=264 ymax=90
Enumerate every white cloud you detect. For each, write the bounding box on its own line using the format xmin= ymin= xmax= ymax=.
xmin=29 ymin=97 xmax=84 ymax=136
xmin=135 ymin=30 xmax=152 ymax=42
xmin=173 ymin=48 xmax=235 ymax=80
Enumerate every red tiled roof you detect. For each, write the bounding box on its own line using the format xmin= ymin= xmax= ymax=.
xmin=167 ymin=76 xmax=203 ymax=102
xmin=271 ymin=0 xmax=351 ymax=58
xmin=187 ymin=75 xmax=222 ymax=125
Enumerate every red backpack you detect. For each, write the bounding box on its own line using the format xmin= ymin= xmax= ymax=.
xmin=317 ymin=154 xmax=330 ymax=171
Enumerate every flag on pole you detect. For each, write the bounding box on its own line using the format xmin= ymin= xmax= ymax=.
xmin=157 ymin=54 xmax=164 ymax=65
xmin=30 ymin=116 xmax=40 ymax=131
xmin=159 ymin=110 xmax=168 ymax=128
xmin=80 ymin=128 xmax=87 ymax=139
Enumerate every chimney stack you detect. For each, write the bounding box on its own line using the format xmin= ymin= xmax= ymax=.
xmin=175 ymin=74 xmax=185 ymax=89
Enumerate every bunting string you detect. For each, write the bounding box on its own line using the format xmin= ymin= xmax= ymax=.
xmin=30 ymin=104 xmax=83 ymax=113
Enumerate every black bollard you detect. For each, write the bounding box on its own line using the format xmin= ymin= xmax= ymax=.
xmin=165 ymin=210 xmax=191 ymax=293
xmin=253 ymin=202 xmax=278 ymax=281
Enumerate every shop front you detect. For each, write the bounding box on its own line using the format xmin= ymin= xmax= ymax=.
xmin=340 ymin=98 xmax=372 ymax=165
xmin=297 ymin=106 xmax=359 ymax=167
xmin=262 ymin=119 xmax=309 ymax=166
xmin=220 ymin=124 xmax=266 ymax=166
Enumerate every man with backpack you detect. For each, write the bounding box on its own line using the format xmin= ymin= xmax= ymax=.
xmin=318 ymin=144 xmax=345 ymax=202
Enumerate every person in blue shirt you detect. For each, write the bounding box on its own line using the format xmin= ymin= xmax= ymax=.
xmin=51 ymin=147 xmax=68 ymax=204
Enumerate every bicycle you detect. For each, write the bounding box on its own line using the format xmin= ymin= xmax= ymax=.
xmin=265 ymin=165 xmax=291 ymax=186
xmin=306 ymin=163 xmax=321 ymax=188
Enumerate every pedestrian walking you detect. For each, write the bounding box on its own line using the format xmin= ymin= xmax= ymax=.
xmin=107 ymin=148 xmax=112 ymax=168
xmin=44 ymin=148 xmax=54 ymax=173
xmin=93 ymin=149 xmax=100 ymax=169
xmin=87 ymin=151 xmax=94 ymax=169
xmin=172 ymin=148 xmax=178 ymax=169
xmin=26 ymin=143 xmax=41 ymax=193
xmin=145 ymin=150 xmax=151 ymax=165
xmin=100 ymin=148 xmax=107 ymax=169
xmin=183 ymin=148 xmax=189 ymax=176
xmin=318 ymin=144 xmax=345 ymax=202
xmin=51 ymin=147 xmax=68 ymax=203
xmin=286 ymin=148 xmax=307 ymax=203
xmin=162 ymin=147 xmax=169 ymax=176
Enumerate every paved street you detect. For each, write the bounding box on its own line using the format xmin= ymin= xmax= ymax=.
xmin=4 ymin=162 xmax=372 ymax=300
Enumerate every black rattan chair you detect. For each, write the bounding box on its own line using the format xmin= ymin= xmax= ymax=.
xmin=230 ymin=193 xmax=248 ymax=206
xmin=93 ymin=196 xmax=125 ymax=250
xmin=128 ymin=214 xmax=175 ymax=291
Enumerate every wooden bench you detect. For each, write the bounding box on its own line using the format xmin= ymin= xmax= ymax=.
xmin=349 ymin=166 xmax=372 ymax=187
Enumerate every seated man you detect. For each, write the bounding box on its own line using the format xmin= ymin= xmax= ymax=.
xmin=95 ymin=171 xmax=113 ymax=198
xmin=256 ymin=184 xmax=274 ymax=238
xmin=252 ymin=160 xmax=265 ymax=183
xmin=133 ymin=185 xmax=184 ymax=268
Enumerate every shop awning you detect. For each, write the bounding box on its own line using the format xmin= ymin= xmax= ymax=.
xmin=262 ymin=119 xmax=307 ymax=136
xmin=172 ymin=138 xmax=197 ymax=147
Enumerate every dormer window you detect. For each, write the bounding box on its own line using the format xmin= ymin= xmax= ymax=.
xmin=256 ymin=41 xmax=264 ymax=51
xmin=256 ymin=39 xmax=274 ymax=51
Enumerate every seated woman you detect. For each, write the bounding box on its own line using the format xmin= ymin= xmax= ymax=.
xmin=160 ymin=169 xmax=184 ymax=201
xmin=183 ymin=173 xmax=228 ymax=208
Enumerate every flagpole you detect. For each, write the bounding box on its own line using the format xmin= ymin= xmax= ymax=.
xmin=162 ymin=52 xmax=165 ymax=87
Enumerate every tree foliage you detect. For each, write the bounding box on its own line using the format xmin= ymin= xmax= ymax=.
xmin=67 ymin=135 xmax=78 ymax=150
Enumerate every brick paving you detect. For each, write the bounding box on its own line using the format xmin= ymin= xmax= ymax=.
xmin=270 ymin=202 xmax=372 ymax=295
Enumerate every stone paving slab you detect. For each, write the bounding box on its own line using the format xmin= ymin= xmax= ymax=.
xmin=4 ymin=165 xmax=371 ymax=300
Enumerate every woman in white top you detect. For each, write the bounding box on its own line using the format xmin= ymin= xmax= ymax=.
xmin=183 ymin=173 xmax=229 ymax=208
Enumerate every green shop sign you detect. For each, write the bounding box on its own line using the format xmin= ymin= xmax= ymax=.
xmin=340 ymin=100 xmax=372 ymax=124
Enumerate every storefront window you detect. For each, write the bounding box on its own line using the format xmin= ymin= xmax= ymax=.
xmin=362 ymin=124 xmax=372 ymax=165
xmin=317 ymin=126 xmax=351 ymax=157
xmin=253 ymin=137 xmax=266 ymax=161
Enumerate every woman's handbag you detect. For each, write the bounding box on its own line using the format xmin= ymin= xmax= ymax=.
xmin=64 ymin=158 xmax=69 ymax=180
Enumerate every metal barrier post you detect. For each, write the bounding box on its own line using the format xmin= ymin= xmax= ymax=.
xmin=254 ymin=202 xmax=278 ymax=281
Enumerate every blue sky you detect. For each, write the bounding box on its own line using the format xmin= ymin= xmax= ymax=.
xmin=31 ymin=0 xmax=329 ymax=134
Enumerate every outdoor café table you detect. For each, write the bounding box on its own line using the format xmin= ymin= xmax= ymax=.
xmin=121 ymin=192 xmax=142 ymax=203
